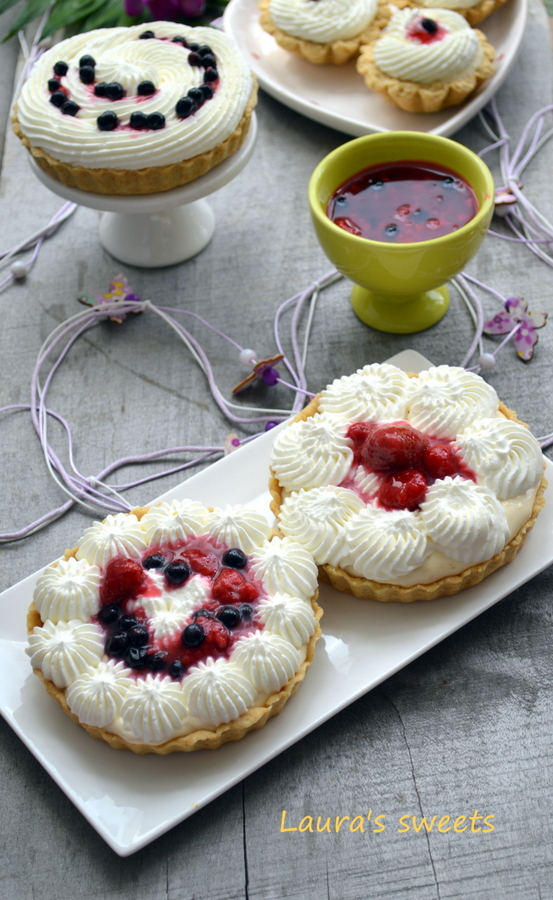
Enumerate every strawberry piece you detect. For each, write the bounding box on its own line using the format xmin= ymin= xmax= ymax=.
xmin=362 ymin=422 xmax=428 ymax=473
xmin=181 ymin=615 xmax=230 ymax=666
xmin=423 ymin=443 xmax=460 ymax=479
xmin=212 ymin=568 xmax=259 ymax=604
xmin=101 ymin=556 xmax=146 ymax=605
xmin=185 ymin=548 xmax=219 ymax=577
xmin=378 ymin=469 xmax=427 ymax=511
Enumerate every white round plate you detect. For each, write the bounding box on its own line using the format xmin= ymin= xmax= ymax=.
xmin=223 ymin=0 xmax=527 ymax=137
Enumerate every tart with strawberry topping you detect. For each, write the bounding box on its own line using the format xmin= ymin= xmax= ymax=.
xmin=26 ymin=501 xmax=321 ymax=753
xmin=269 ymin=363 xmax=547 ymax=602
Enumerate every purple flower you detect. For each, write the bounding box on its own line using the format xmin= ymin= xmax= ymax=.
xmin=483 ymin=297 xmax=547 ymax=361
xmin=124 ymin=0 xmax=144 ymax=15
xmin=144 ymin=0 xmax=205 ymax=18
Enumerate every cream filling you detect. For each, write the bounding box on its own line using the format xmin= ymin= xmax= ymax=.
xmin=15 ymin=23 xmax=253 ymax=170
xmin=338 ymin=486 xmax=540 ymax=586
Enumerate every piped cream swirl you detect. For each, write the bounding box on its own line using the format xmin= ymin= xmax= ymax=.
xmin=33 ymin=556 xmax=101 ymax=623
xmin=271 ymin=412 xmax=353 ymax=491
xmin=26 ymin=620 xmax=104 ymax=688
xmin=269 ymin=0 xmax=378 ymax=43
xmin=205 ymin=505 xmax=273 ymax=553
xmin=140 ymin=499 xmax=209 ymax=544
xmin=181 ymin=658 xmax=256 ymax=727
xmin=75 ymin=512 xmax=147 ymax=565
xmin=120 ymin=674 xmax=190 ymax=744
xmin=249 ymin=535 xmax=319 ymax=599
xmin=337 ymin=507 xmax=431 ymax=580
xmin=66 ymin=660 xmax=134 ymax=728
xmin=456 ymin=417 xmax=544 ymax=500
xmin=318 ymin=363 xmax=411 ymax=422
xmin=373 ymin=9 xmax=482 ymax=85
xmin=231 ymin=631 xmax=301 ymax=695
xmin=277 ymin=486 xmax=364 ymax=565
xmin=407 ymin=365 xmax=499 ymax=438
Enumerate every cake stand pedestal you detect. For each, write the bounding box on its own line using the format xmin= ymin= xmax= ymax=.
xmin=30 ymin=113 xmax=257 ymax=268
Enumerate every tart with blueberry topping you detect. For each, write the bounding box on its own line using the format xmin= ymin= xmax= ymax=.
xmin=26 ymin=501 xmax=321 ymax=752
xmin=12 ymin=23 xmax=257 ymax=195
xmin=269 ymin=363 xmax=547 ymax=602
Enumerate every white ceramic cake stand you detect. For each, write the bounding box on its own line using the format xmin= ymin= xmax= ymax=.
xmin=30 ymin=113 xmax=257 ymax=268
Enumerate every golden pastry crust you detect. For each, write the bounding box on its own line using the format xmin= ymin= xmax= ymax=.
xmin=26 ymin=504 xmax=322 ymax=753
xmin=269 ymin=390 xmax=547 ymax=603
xmin=258 ymin=0 xmax=391 ymax=65
xmin=356 ymin=30 xmax=495 ymax=112
xmin=11 ymin=82 xmax=257 ymax=195
xmin=392 ymin=0 xmax=511 ymax=27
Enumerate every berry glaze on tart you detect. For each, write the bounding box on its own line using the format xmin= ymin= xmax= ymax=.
xmin=269 ymin=363 xmax=547 ymax=602
xmin=26 ymin=502 xmax=321 ymax=752
xmin=12 ymin=23 xmax=257 ymax=194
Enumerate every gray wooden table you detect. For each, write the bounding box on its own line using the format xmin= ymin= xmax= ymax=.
xmin=1 ymin=2 xmax=553 ymax=896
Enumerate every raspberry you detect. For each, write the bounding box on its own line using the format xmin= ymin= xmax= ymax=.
xmin=362 ymin=422 xmax=428 ymax=473
xmin=212 ymin=568 xmax=259 ymax=604
xmin=378 ymin=469 xmax=427 ymax=510
xmin=423 ymin=443 xmax=460 ymax=479
xmin=101 ymin=557 xmax=146 ymax=605
xmin=181 ymin=615 xmax=230 ymax=666
xmin=186 ymin=549 xmax=219 ymax=577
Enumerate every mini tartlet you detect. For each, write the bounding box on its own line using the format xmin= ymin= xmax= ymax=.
xmin=12 ymin=22 xmax=257 ymax=195
xmin=393 ymin=0 xmax=512 ymax=27
xmin=356 ymin=8 xmax=495 ymax=113
xmin=26 ymin=501 xmax=322 ymax=753
xmin=259 ymin=0 xmax=391 ymax=65
xmin=269 ymin=363 xmax=547 ymax=602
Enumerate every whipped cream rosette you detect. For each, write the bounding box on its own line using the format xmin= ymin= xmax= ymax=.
xmin=392 ymin=0 xmax=511 ymax=28
xmin=269 ymin=363 xmax=547 ymax=602
xmin=26 ymin=501 xmax=321 ymax=752
xmin=12 ymin=22 xmax=257 ymax=194
xmin=356 ymin=8 xmax=495 ymax=113
xmin=259 ymin=0 xmax=391 ymax=65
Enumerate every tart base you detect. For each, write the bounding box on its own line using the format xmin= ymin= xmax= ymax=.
xmin=11 ymin=82 xmax=257 ymax=196
xmin=356 ymin=31 xmax=495 ymax=112
xmin=269 ymin=393 xmax=547 ymax=603
xmin=258 ymin=0 xmax=390 ymax=65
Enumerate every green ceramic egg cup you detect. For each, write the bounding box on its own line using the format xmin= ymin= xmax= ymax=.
xmin=308 ymin=131 xmax=495 ymax=334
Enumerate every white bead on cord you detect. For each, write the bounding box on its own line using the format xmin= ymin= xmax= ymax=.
xmin=10 ymin=261 xmax=28 ymax=280
xmin=238 ymin=348 xmax=258 ymax=369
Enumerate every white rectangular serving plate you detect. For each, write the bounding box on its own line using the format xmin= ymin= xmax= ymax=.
xmin=1 ymin=350 xmax=552 ymax=856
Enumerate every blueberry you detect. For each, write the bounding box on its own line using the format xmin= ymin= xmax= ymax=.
xmin=130 ymin=112 xmax=148 ymax=130
xmin=200 ymin=54 xmax=216 ymax=69
xmin=128 ymin=624 xmax=149 ymax=646
xmin=98 ymin=604 xmax=121 ymax=625
xmin=199 ymin=84 xmax=214 ymax=101
xmin=222 ymin=548 xmax=248 ymax=569
xmin=148 ymin=651 xmax=167 ymax=672
xmin=192 ymin=609 xmax=216 ymax=619
xmin=198 ymin=45 xmax=213 ymax=56
xmin=188 ymin=42 xmax=200 ymax=51
xmin=47 ymin=78 xmax=60 ymax=92
xmin=79 ymin=55 xmax=96 ymax=68
xmin=172 ymin=35 xmax=188 ymax=46
xmin=146 ymin=112 xmax=165 ymax=130
xmin=53 ymin=60 xmax=68 ymax=77
xmin=216 ymin=606 xmax=241 ymax=629
xmin=182 ymin=623 xmax=205 ymax=648
xmin=203 ymin=68 xmax=219 ymax=83
xmin=97 ymin=111 xmax=119 ymax=131
xmin=176 ymin=96 xmax=197 ymax=118
xmin=126 ymin=646 xmax=149 ymax=669
xmin=169 ymin=660 xmax=186 ymax=678
xmin=49 ymin=91 xmax=66 ymax=108
xmin=139 ymin=30 xmax=155 ymax=39
xmin=442 ymin=176 xmax=455 ymax=186
xmin=106 ymin=82 xmax=125 ymax=101
xmin=79 ymin=65 xmax=95 ymax=84
xmin=239 ymin=603 xmax=254 ymax=623
xmin=143 ymin=552 xmax=166 ymax=568
xmin=187 ymin=87 xmax=205 ymax=106
xmin=336 ymin=195 xmax=346 ymax=205
xmin=188 ymin=52 xmax=202 ymax=67
xmin=137 ymin=80 xmax=156 ymax=96
xmin=105 ymin=631 xmax=128 ymax=656
xmin=421 ymin=17 xmax=438 ymax=33
xmin=165 ymin=560 xmax=190 ymax=585
xmin=94 ymin=82 xmax=108 ymax=97
xmin=371 ymin=180 xmax=385 ymax=190
xmin=61 ymin=100 xmax=79 ymax=116
xmin=119 ymin=614 xmax=139 ymax=632
xmin=385 ymin=224 xmax=398 ymax=236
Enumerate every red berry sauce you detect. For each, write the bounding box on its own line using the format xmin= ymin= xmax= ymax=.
xmin=95 ymin=536 xmax=265 ymax=680
xmin=343 ymin=420 xmax=476 ymax=511
xmin=327 ymin=160 xmax=478 ymax=244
